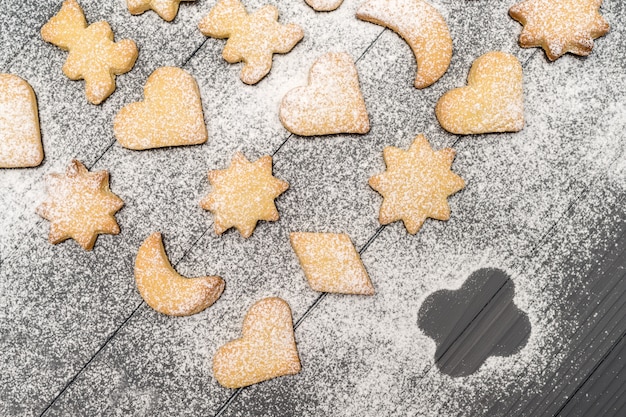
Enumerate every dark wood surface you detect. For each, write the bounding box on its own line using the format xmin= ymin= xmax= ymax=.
xmin=1 ymin=1 xmax=625 ymax=416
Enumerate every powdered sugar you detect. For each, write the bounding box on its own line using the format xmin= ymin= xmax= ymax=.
xmin=1 ymin=0 xmax=625 ymax=415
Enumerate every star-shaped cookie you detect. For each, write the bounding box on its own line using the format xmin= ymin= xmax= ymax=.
xmin=509 ymin=0 xmax=610 ymax=61
xmin=36 ymin=160 xmax=124 ymax=250
xmin=369 ymin=135 xmax=465 ymax=234
xmin=200 ymin=152 xmax=289 ymax=238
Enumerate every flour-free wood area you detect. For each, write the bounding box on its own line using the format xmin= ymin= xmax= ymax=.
xmin=1 ymin=1 xmax=625 ymax=416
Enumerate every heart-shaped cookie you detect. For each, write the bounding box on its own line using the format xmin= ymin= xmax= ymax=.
xmin=114 ymin=66 xmax=207 ymax=150
xmin=0 ymin=74 xmax=43 ymax=168
xmin=213 ymin=297 xmax=301 ymax=388
xmin=435 ymin=51 xmax=524 ymax=135
xmin=279 ymin=52 xmax=370 ymax=136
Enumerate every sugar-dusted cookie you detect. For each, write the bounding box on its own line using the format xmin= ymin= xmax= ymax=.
xmin=509 ymin=0 xmax=610 ymax=61
xmin=290 ymin=232 xmax=374 ymax=295
xmin=41 ymin=0 xmax=138 ymax=105
xmin=135 ymin=232 xmax=224 ymax=316
xmin=357 ymin=0 xmax=452 ymax=89
xmin=198 ymin=0 xmax=304 ymax=85
xmin=369 ymin=135 xmax=465 ymax=234
xmin=114 ymin=67 xmax=207 ymax=150
xmin=200 ymin=152 xmax=289 ymax=238
xmin=36 ymin=160 xmax=124 ymax=250
xmin=279 ymin=52 xmax=370 ymax=136
xmin=213 ymin=297 xmax=301 ymax=388
xmin=127 ymin=0 xmax=194 ymax=22
xmin=435 ymin=52 xmax=524 ymax=135
xmin=306 ymin=0 xmax=343 ymax=12
xmin=0 ymin=74 xmax=43 ymax=168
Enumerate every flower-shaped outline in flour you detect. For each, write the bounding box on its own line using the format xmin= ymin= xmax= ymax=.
xmin=418 ymin=268 xmax=531 ymax=377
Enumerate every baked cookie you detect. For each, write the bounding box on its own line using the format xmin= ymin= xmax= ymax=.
xmin=41 ymin=0 xmax=138 ymax=105
xmin=290 ymin=232 xmax=374 ymax=295
xmin=114 ymin=67 xmax=207 ymax=150
xmin=369 ymin=135 xmax=465 ymax=234
xmin=127 ymin=0 xmax=193 ymax=22
xmin=36 ymin=160 xmax=124 ymax=250
xmin=0 ymin=74 xmax=43 ymax=168
xmin=305 ymin=0 xmax=343 ymax=12
xmin=279 ymin=52 xmax=370 ymax=136
xmin=436 ymin=52 xmax=524 ymax=135
xmin=198 ymin=0 xmax=304 ymax=85
xmin=357 ymin=0 xmax=452 ymax=89
xmin=213 ymin=297 xmax=301 ymax=388
xmin=509 ymin=0 xmax=610 ymax=61
xmin=135 ymin=232 xmax=224 ymax=316
xmin=200 ymin=152 xmax=289 ymax=238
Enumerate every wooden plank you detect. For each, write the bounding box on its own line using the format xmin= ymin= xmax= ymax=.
xmin=557 ymin=332 xmax=626 ymax=416
xmin=483 ymin=189 xmax=626 ymax=416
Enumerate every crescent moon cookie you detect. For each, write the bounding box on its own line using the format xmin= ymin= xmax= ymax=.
xmin=36 ymin=160 xmax=124 ymax=250
xmin=369 ymin=134 xmax=465 ymax=234
xmin=41 ymin=0 xmax=138 ymax=105
xmin=213 ymin=297 xmax=301 ymax=388
xmin=435 ymin=52 xmax=524 ymax=135
xmin=305 ymin=0 xmax=344 ymax=12
xmin=279 ymin=52 xmax=370 ymax=136
xmin=356 ymin=0 xmax=452 ymax=89
xmin=290 ymin=232 xmax=375 ymax=295
xmin=114 ymin=67 xmax=207 ymax=150
xmin=0 ymin=74 xmax=43 ymax=168
xmin=135 ymin=232 xmax=224 ymax=316
xmin=200 ymin=152 xmax=289 ymax=238
xmin=509 ymin=0 xmax=610 ymax=61
xmin=127 ymin=0 xmax=194 ymax=22
xmin=198 ymin=0 xmax=304 ymax=85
